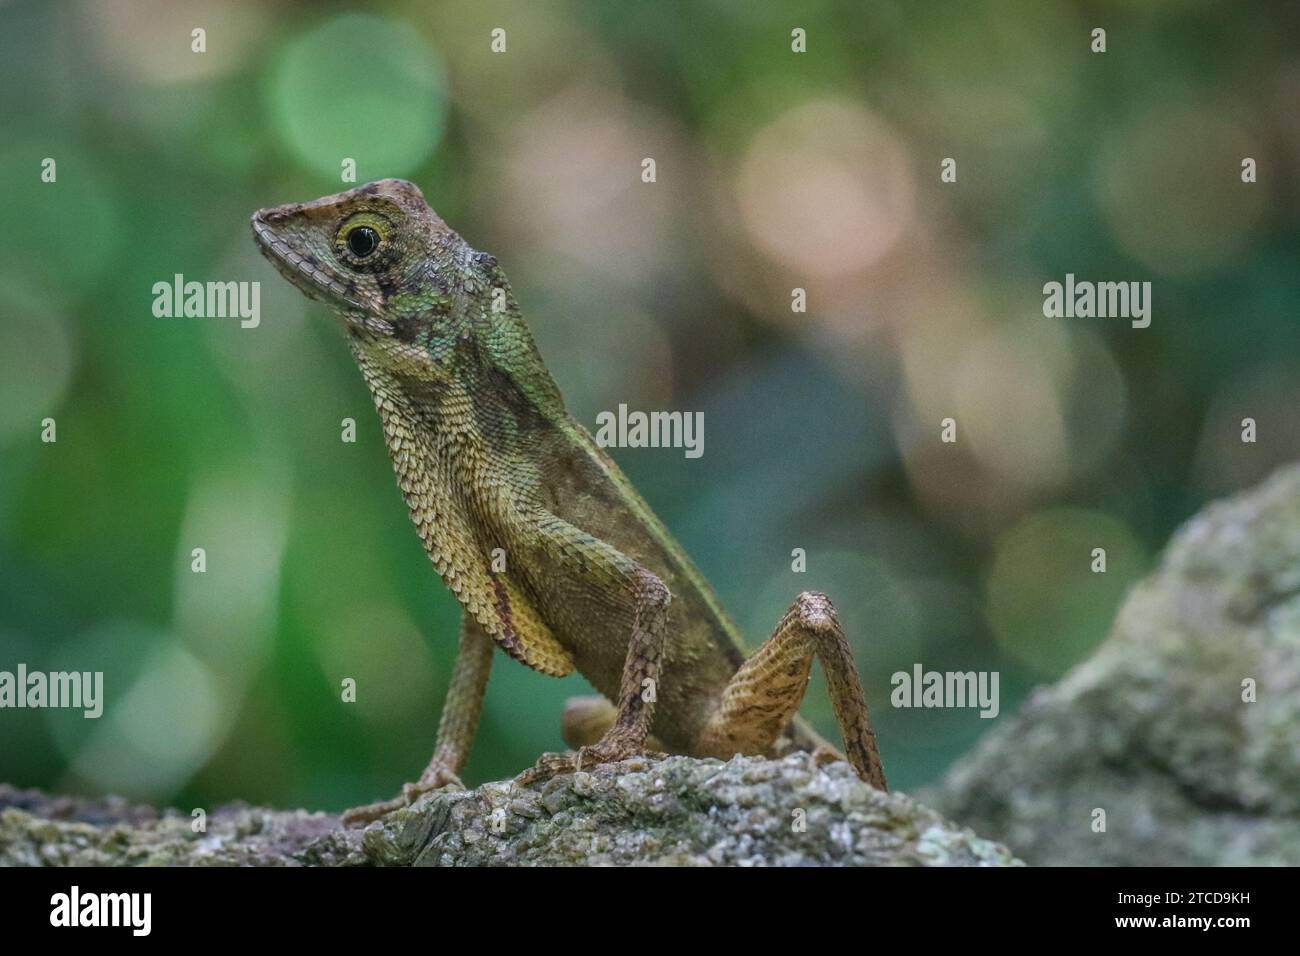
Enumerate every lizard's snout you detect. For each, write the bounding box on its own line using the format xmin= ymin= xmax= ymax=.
xmin=249 ymin=203 xmax=306 ymax=253
xmin=249 ymin=210 xmax=277 ymax=252
xmin=250 ymin=204 xmax=296 ymax=228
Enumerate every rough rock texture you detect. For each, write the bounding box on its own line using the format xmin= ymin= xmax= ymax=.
xmin=362 ymin=753 xmax=1018 ymax=866
xmin=0 ymin=784 xmax=363 ymax=866
xmin=935 ymin=463 xmax=1300 ymax=866
xmin=1 ymin=754 xmax=1019 ymax=867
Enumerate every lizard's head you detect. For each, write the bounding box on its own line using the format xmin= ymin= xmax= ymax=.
xmin=251 ymin=178 xmax=492 ymax=346
xmin=253 ymin=179 xmax=563 ymax=414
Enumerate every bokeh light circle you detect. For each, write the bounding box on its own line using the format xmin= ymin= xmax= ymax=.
xmin=734 ymin=99 xmax=915 ymax=279
xmin=0 ymin=294 xmax=76 ymax=444
xmin=1093 ymin=98 xmax=1265 ymax=276
xmin=986 ymin=507 xmax=1146 ymax=677
xmin=268 ymin=14 xmax=447 ymax=178
xmin=953 ymin=319 xmax=1128 ymax=491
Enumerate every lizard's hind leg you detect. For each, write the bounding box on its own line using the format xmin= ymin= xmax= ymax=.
xmin=696 ymin=591 xmax=887 ymax=790
xmin=562 ymin=695 xmax=667 ymax=752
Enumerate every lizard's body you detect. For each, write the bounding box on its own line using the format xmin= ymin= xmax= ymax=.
xmin=252 ymin=179 xmax=884 ymax=822
xmin=354 ymin=340 xmax=754 ymax=753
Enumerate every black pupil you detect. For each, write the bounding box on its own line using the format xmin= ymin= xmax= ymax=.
xmin=347 ymin=226 xmax=379 ymax=258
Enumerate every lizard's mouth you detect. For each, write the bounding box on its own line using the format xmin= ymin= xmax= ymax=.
xmin=250 ymin=211 xmax=369 ymax=314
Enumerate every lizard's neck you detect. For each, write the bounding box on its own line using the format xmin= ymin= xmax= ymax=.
xmin=349 ymin=339 xmax=458 ymax=452
xmin=347 ymin=326 xmax=567 ymax=529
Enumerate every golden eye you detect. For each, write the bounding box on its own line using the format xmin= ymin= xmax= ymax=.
xmin=335 ymin=213 xmax=393 ymax=270
xmin=346 ymin=226 xmax=379 ymax=258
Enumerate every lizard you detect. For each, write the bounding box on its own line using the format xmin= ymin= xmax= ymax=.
xmin=250 ymin=178 xmax=887 ymax=825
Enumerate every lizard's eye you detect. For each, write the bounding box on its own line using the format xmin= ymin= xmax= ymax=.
xmin=347 ymin=226 xmax=379 ymax=258
xmin=335 ymin=213 xmax=393 ymax=270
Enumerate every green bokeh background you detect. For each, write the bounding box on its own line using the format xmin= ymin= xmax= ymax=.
xmin=1 ymin=0 xmax=1296 ymax=812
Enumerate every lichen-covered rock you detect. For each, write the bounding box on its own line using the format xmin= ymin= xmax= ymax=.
xmin=362 ymin=753 xmax=1019 ymax=866
xmin=934 ymin=463 xmax=1300 ymax=866
xmin=0 ymin=785 xmax=363 ymax=866
xmin=1 ymin=753 xmax=1019 ymax=867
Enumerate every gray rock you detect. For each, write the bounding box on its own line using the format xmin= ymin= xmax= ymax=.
xmin=934 ymin=463 xmax=1300 ymax=866
xmin=362 ymin=754 xmax=1020 ymax=866
xmin=0 ymin=785 xmax=363 ymax=866
xmin=1 ymin=753 xmax=1019 ymax=867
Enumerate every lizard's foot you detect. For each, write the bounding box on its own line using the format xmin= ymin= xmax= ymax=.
xmin=809 ymin=743 xmax=843 ymax=768
xmin=514 ymin=736 xmax=665 ymax=787
xmin=340 ymin=764 xmax=464 ymax=828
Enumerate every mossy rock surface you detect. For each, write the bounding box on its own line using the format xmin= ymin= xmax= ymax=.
xmin=934 ymin=464 xmax=1300 ymax=866
xmin=1 ymin=753 xmax=1019 ymax=867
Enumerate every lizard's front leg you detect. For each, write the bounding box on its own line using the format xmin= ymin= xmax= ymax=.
xmin=342 ymin=613 xmax=494 ymax=826
xmin=516 ymin=566 xmax=671 ymax=785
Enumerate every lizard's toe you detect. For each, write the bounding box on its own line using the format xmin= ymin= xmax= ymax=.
xmin=514 ymin=751 xmax=580 ymax=787
xmin=341 ymin=772 xmax=462 ymax=828
xmin=514 ymin=741 xmax=667 ymax=787
xmin=340 ymin=794 xmax=409 ymax=828
xmin=576 ymin=740 xmax=664 ymax=768
xmin=809 ymin=744 xmax=843 ymax=768
xmin=412 ymin=764 xmax=465 ymax=792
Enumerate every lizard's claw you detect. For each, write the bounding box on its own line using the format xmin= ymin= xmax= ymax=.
xmin=809 ymin=744 xmax=843 ymax=768
xmin=514 ymin=738 xmax=666 ymax=787
xmin=340 ymin=764 xmax=464 ymax=828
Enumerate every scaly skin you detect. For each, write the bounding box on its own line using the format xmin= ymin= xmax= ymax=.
xmin=251 ymin=179 xmax=886 ymax=825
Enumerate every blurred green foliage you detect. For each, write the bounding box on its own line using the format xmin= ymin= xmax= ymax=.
xmin=1 ymin=0 xmax=1297 ymax=810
